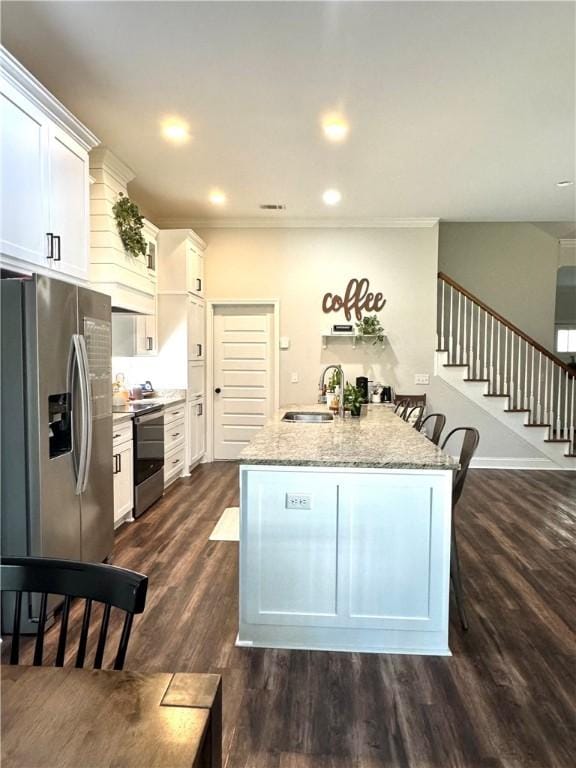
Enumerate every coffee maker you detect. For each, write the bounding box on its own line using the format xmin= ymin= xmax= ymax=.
xmin=380 ymin=386 xmax=393 ymax=403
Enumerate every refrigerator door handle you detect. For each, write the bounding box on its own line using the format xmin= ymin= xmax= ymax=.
xmin=76 ymin=334 xmax=93 ymax=493
xmin=68 ymin=334 xmax=88 ymax=494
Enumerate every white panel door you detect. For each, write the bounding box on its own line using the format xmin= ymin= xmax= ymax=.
xmin=49 ymin=125 xmax=89 ymax=281
xmin=0 ymin=79 xmax=49 ymax=266
xmin=213 ymin=305 xmax=274 ymax=460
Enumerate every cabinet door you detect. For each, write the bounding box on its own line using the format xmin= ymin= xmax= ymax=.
xmin=187 ymin=296 xmax=205 ymax=361
xmin=186 ymin=242 xmax=203 ymax=296
xmin=135 ymin=314 xmax=157 ymax=355
xmin=0 ymin=79 xmax=49 ymax=266
xmin=197 ymin=399 xmax=206 ymax=457
xmin=49 ymin=125 xmax=89 ymax=281
xmin=188 ymin=399 xmax=205 ymax=467
xmin=113 ymin=442 xmax=133 ymax=525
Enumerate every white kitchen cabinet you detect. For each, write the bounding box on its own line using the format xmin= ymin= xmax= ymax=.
xmin=188 ymin=399 xmax=206 ymax=468
xmin=48 ymin=125 xmax=90 ymax=281
xmin=157 ymin=229 xmax=206 ymax=298
xmin=113 ymin=422 xmax=134 ymax=527
xmin=187 ymin=295 xmax=205 ymax=361
xmin=239 ymin=466 xmax=452 ymax=654
xmin=164 ymin=403 xmax=186 ymax=488
xmin=112 ymin=309 xmax=157 ymax=357
xmin=0 ymin=48 xmax=98 ymax=282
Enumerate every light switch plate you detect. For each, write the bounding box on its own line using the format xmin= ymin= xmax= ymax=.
xmin=279 ymin=337 xmax=290 ymax=349
xmin=286 ymin=493 xmax=311 ymax=510
xmin=291 ymin=372 xmax=299 ymax=383
xmin=414 ymin=373 xmax=430 ymax=385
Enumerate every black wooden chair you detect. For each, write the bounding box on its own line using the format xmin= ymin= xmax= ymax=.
xmin=440 ymin=428 xmax=480 ymax=631
xmin=393 ymin=399 xmax=409 ymax=417
xmin=406 ymin=404 xmax=425 ymax=429
xmin=418 ymin=413 xmax=446 ymax=445
xmin=1 ymin=557 xmax=148 ymax=670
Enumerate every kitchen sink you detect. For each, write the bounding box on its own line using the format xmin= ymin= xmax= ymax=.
xmin=282 ymin=411 xmax=334 ymax=422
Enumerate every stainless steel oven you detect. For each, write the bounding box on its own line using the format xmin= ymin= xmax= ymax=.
xmin=133 ymin=408 xmax=164 ymax=517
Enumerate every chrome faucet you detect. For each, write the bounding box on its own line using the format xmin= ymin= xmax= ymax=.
xmin=318 ymin=364 xmax=345 ymax=417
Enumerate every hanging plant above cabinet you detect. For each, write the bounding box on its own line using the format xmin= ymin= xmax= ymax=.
xmin=112 ymin=193 xmax=147 ymax=258
xmin=355 ymin=314 xmax=386 ymax=345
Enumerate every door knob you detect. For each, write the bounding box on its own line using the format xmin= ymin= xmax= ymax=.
xmin=215 ymin=387 xmax=221 ymax=394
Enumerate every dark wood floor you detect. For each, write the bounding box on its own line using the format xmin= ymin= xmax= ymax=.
xmin=4 ymin=465 xmax=576 ymax=767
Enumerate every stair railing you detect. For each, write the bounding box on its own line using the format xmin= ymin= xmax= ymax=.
xmin=437 ymin=272 xmax=575 ymax=455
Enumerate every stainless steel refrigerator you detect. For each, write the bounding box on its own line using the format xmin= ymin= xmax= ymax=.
xmin=1 ymin=274 xmax=114 ymax=632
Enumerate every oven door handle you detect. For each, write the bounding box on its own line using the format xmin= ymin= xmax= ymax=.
xmin=134 ymin=410 xmax=163 ymax=425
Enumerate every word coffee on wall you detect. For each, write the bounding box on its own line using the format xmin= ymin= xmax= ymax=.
xmin=322 ymin=278 xmax=386 ymax=321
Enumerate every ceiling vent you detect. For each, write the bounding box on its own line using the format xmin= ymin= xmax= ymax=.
xmin=259 ymin=204 xmax=286 ymax=210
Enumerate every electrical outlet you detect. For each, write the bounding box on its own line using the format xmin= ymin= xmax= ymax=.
xmin=286 ymin=493 xmax=311 ymax=510
xmin=414 ymin=373 xmax=430 ymax=385
xmin=291 ymin=372 xmax=299 ymax=383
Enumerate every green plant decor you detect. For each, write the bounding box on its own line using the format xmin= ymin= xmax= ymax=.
xmin=327 ymin=369 xmax=342 ymax=392
xmin=344 ymin=383 xmax=363 ymax=417
xmin=355 ymin=314 xmax=385 ymax=345
xmin=112 ymin=193 xmax=147 ymax=259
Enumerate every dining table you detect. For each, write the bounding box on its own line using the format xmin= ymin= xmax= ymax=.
xmin=1 ymin=665 xmax=222 ymax=768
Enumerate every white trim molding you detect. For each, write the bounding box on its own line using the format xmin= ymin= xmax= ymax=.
xmin=89 ymin=147 xmax=135 ymax=187
xmin=470 ymin=457 xmax=562 ymax=471
xmin=0 ymin=45 xmax=99 ymax=151
xmin=206 ymin=299 xmax=280 ymax=463
xmin=155 ymin=217 xmax=440 ymax=230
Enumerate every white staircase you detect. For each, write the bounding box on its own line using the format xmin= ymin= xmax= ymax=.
xmin=436 ymin=273 xmax=576 ymax=470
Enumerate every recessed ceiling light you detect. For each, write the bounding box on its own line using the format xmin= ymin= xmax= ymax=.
xmin=557 ymin=180 xmax=574 ymax=187
xmin=322 ymin=188 xmax=342 ymax=206
xmin=161 ymin=117 xmax=190 ymax=144
xmin=209 ymin=189 xmax=227 ymax=206
xmin=322 ymin=113 xmax=349 ymax=143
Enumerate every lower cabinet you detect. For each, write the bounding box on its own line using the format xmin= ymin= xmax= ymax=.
xmin=164 ymin=404 xmax=186 ymax=488
xmin=188 ymin=398 xmax=205 ymax=468
xmin=112 ymin=422 xmax=133 ymax=528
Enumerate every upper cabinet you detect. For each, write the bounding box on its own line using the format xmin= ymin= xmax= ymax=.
xmin=157 ymin=229 xmax=206 ymax=297
xmin=0 ymin=47 xmax=98 ymax=283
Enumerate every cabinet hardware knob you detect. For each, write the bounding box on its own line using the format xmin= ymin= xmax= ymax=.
xmin=215 ymin=387 xmax=221 ymax=394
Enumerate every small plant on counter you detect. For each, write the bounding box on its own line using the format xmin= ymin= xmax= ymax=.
xmin=344 ymin=383 xmax=363 ymax=417
xmin=327 ymin=368 xmax=341 ymax=392
xmin=112 ymin=193 xmax=147 ymax=259
xmin=355 ymin=314 xmax=385 ymax=345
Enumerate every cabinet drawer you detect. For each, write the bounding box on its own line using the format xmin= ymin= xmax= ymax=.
xmin=164 ymin=419 xmax=185 ymax=452
xmin=164 ymin=404 xmax=186 ymax=425
xmin=164 ymin=444 xmax=185 ymax=487
xmin=112 ymin=420 xmax=133 ymax=447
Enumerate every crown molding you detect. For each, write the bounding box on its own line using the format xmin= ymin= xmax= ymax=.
xmin=89 ymin=147 xmax=136 ymax=186
xmin=0 ymin=45 xmax=99 ymax=151
xmin=154 ymin=217 xmax=440 ymax=230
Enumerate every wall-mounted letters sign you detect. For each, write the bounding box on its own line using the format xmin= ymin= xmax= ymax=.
xmin=322 ymin=278 xmax=386 ymax=322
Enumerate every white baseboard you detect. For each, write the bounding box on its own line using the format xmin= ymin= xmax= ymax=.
xmin=470 ymin=456 xmax=566 ymax=470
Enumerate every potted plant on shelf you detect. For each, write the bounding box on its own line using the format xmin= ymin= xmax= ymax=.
xmin=355 ymin=314 xmax=385 ymax=346
xmin=344 ymin=383 xmax=363 ymax=418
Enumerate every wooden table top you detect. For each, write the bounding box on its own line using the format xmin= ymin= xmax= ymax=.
xmin=1 ymin=665 xmax=222 ymax=768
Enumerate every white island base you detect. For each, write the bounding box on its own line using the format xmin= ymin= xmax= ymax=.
xmin=237 ymin=464 xmax=453 ymax=656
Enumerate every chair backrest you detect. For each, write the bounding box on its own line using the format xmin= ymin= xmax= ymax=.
xmin=406 ymin=404 xmax=425 ymax=429
xmin=441 ymin=428 xmax=480 ymax=507
xmin=393 ymin=399 xmax=409 ymax=415
xmin=394 ymin=394 xmax=426 ymax=407
xmin=1 ymin=557 xmax=148 ymax=670
xmin=418 ymin=413 xmax=446 ymax=445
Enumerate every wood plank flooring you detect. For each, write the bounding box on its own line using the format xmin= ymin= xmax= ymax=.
xmin=3 ymin=465 xmax=576 ymax=767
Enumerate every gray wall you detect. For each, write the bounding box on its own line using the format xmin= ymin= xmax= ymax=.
xmin=438 ymin=223 xmax=559 ymax=349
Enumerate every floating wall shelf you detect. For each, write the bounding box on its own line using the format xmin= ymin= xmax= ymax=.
xmin=321 ymin=333 xmax=387 ymax=349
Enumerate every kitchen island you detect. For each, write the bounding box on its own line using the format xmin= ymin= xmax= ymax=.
xmin=238 ymin=405 xmax=458 ymax=656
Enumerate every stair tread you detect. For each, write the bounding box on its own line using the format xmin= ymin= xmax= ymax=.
xmin=464 ymin=378 xmax=489 ymax=382
xmin=504 ymin=409 xmax=530 ymax=413
xmin=544 ymin=439 xmax=570 ymax=443
xmin=483 ymin=393 xmax=510 ymax=398
xmin=525 ymin=423 xmax=551 ymax=428
xmin=443 ymin=364 xmax=469 ymax=368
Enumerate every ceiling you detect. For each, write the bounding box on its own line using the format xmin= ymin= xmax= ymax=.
xmin=2 ymin=1 xmax=575 ymax=225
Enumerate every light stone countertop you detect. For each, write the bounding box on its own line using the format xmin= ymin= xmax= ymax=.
xmin=239 ymin=404 xmax=458 ymax=470
xmin=112 ymin=412 xmax=133 ymax=425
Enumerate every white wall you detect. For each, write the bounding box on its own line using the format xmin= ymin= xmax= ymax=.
xmin=201 ymin=225 xmax=439 ymax=405
xmin=438 ymin=223 xmax=559 ymax=349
